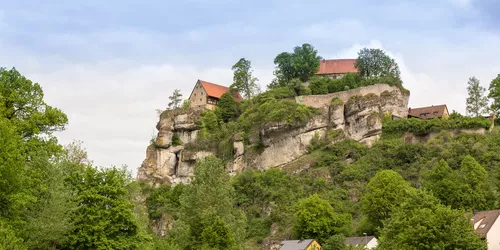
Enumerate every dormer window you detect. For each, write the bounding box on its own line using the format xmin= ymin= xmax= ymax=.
xmin=479 ymin=224 xmax=487 ymax=229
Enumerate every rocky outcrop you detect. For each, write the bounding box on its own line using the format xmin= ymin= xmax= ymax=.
xmin=137 ymin=84 xmax=410 ymax=185
xmin=137 ymin=109 xmax=213 ymax=186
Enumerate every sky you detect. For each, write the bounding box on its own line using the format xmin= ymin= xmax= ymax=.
xmin=2 ymin=0 xmax=500 ymax=176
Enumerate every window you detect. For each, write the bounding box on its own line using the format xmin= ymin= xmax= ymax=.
xmin=433 ymin=111 xmax=438 ymax=115
xmin=479 ymin=224 xmax=487 ymax=229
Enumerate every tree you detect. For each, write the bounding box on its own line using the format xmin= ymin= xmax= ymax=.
xmin=294 ymin=194 xmax=351 ymax=244
xmin=168 ymin=89 xmax=183 ymax=110
xmin=354 ymin=48 xmax=401 ymax=80
xmin=423 ymin=159 xmax=461 ymax=209
xmin=66 ymin=166 xmax=143 ymax=249
xmin=322 ymin=235 xmax=347 ymax=250
xmin=178 ymin=156 xmax=245 ymax=249
xmin=270 ymin=43 xmax=322 ymax=88
xmin=0 ymin=67 xmax=69 ymax=248
xmin=488 ymin=74 xmax=500 ymax=115
xmin=466 ymin=76 xmax=488 ymax=117
xmin=231 ymin=58 xmax=260 ymax=99
xmin=378 ymin=199 xmax=486 ymax=249
xmin=215 ymin=92 xmax=242 ymax=123
xmin=361 ymin=170 xmax=413 ymax=231
xmin=0 ymin=67 xmax=68 ymax=138
xmin=457 ymin=155 xmax=495 ymax=210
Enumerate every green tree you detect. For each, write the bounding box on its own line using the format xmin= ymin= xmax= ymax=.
xmin=488 ymin=74 xmax=500 ymax=115
xmin=200 ymin=215 xmax=236 ymax=249
xmin=354 ymin=48 xmax=400 ymax=80
xmin=178 ymin=156 xmax=245 ymax=249
xmin=168 ymin=89 xmax=183 ymax=110
xmin=66 ymin=166 xmax=143 ymax=249
xmin=423 ymin=159 xmax=461 ymax=209
xmin=361 ymin=170 xmax=413 ymax=231
xmin=309 ymin=76 xmax=329 ymax=95
xmin=231 ymin=58 xmax=260 ymax=99
xmin=294 ymin=194 xmax=351 ymax=244
xmin=215 ymin=91 xmax=242 ymax=123
xmin=378 ymin=202 xmax=485 ymax=249
xmin=0 ymin=67 xmax=68 ymax=138
xmin=271 ymin=43 xmax=322 ymax=87
xmin=458 ymin=155 xmax=495 ymax=210
xmin=0 ymin=68 xmax=69 ymax=248
xmin=197 ymin=111 xmax=219 ymax=141
xmin=466 ymin=76 xmax=488 ymax=117
xmin=322 ymin=235 xmax=347 ymax=250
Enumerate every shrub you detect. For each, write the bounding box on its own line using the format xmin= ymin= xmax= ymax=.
xmin=383 ymin=117 xmax=492 ymax=136
xmin=171 ymin=132 xmax=182 ymax=146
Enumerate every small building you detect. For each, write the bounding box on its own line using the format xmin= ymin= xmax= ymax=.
xmin=345 ymin=236 xmax=378 ymax=249
xmin=315 ymin=59 xmax=358 ymax=79
xmin=472 ymin=210 xmax=500 ymax=250
xmin=408 ymin=104 xmax=449 ymax=120
xmin=279 ymin=239 xmax=321 ymax=250
xmin=188 ymin=79 xmax=242 ymax=110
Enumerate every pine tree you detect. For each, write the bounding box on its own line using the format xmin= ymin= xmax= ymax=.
xmin=466 ymin=77 xmax=488 ymax=117
xmin=168 ymin=89 xmax=183 ymax=110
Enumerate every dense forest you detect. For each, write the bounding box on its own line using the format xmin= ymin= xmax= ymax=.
xmin=2 ymin=44 xmax=500 ymax=249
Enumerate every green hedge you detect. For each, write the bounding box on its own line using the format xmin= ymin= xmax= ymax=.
xmin=383 ymin=117 xmax=492 ymax=136
xmin=308 ymin=73 xmax=408 ymax=95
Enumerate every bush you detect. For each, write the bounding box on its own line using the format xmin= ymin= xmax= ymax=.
xmin=171 ymin=132 xmax=182 ymax=146
xmin=383 ymin=117 xmax=492 ymax=136
xmin=309 ymin=76 xmax=329 ymax=95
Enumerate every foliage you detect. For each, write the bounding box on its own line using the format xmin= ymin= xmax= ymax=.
xmin=171 ymin=132 xmax=182 ymax=146
xmin=146 ymin=184 xmax=186 ymax=220
xmin=0 ymin=67 xmax=68 ymax=138
xmin=378 ymin=193 xmax=486 ymax=249
xmin=361 ymin=170 xmax=413 ymax=232
xmin=215 ymin=91 xmax=242 ymax=123
xmin=177 ymin=156 xmax=245 ymax=249
xmin=383 ymin=116 xmax=492 ymax=136
xmin=270 ymin=43 xmax=322 ymax=87
xmin=65 ymin=166 xmax=143 ymax=249
xmin=466 ymin=76 xmax=488 ymax=117
xmin=168 ymin=89 xmax=183 ymax=110
xmin=182 ymin=99 xmax=191 ymax=109
xmin=231 ymin=58 xmax=260 ymax=99
xmin=294 ymin=194 xmax=351 ymax=243
xmin=488 ymin=74 xmax=500 ymax=115
xmin=354 ymin=48 xmax=401 ymax=80
xmin=322 ymin=235 xmax=347 ymax=250
xmin=308 ymin=72 xmax=404 ymax=96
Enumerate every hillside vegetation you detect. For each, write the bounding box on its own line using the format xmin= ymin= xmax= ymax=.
xmin=2 ymin=44 xmax=500 ymax=250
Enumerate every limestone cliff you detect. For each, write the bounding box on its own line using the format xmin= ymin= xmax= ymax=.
xmin=137 ymin=84 xmax=410 ymax=185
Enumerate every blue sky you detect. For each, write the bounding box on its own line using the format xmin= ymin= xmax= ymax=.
xmin=1 ymin=0 xmax=500 ymax=175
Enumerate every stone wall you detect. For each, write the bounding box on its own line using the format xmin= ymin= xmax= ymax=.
xmin=293 ymin=84 xmax=409 ymax=118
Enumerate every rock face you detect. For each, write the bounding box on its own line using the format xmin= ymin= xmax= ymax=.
xmin=137 ymin=84 xmax=410 ymax=185
xmin=137 ymin=108 xmax=213 ymax=186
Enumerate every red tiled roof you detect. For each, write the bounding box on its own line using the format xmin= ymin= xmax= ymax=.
xmin=408 ymin=105 xmax=448 ymax=120
xmin=199 ymin=80 xmax=243 ymax=102
xmin=316 ymin=59 xmax=358 ymax=75
xmin=472 ymin=210 xmax=500 ymax=236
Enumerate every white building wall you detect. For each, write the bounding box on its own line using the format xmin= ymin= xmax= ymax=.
xmin=366 ymin=238 xmax=378 ymax=249
xmin=487 ymin=220 xmax=500 ymax=250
